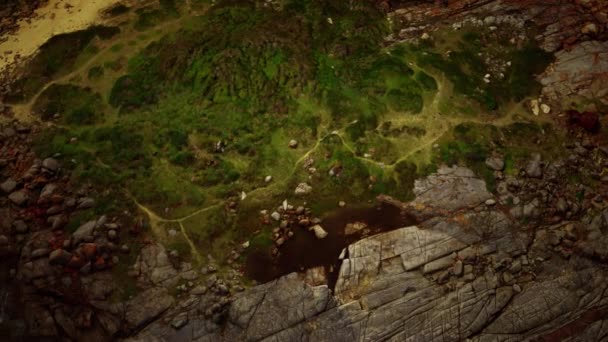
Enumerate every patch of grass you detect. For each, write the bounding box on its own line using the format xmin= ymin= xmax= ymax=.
xmin=32 ymin=84 xmax=105 ymax=124
xmin=87 ymin=66 xmax=105 ymax=80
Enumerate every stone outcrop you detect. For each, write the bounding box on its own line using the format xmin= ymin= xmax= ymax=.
xmin=129 ymin=162 xmax=608 ymax=341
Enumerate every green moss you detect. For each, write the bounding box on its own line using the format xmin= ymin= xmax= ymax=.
xmin=33 ymin=84 xmax=104 ymax=124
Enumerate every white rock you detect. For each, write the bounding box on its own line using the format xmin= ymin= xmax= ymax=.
xmin=421 ymin=32 xmax=430 ymax=40
xmin=271 ymin=212 xmax=281 ymax=221
xmin=310 ymin=225 xmax=328 ymax=239
xmin=265 ymin=175 xmax=273 ymax=183
xmin=294 ymin=183 xmax=312 ymax=195
xmin=530 ymin=99 xmax=540 ymax=116
xmin=540 ymin=103 xmax=551 ymax=114
xmin=240 ymin=192 xmax=247 ymax=200
xmin=327 ymin=17 xmax=333 ymax=25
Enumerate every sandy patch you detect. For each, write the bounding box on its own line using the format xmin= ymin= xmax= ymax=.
xmin=0 ymin=0 xmax=121 ymax=74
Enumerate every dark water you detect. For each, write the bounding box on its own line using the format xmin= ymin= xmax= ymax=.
xmin=245 ymin=203 xmax=417 ymax=288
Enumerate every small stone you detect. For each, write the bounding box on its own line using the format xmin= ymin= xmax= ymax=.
xmin=288 ymin=140 xmax=298 ymax=148
xmin=0 ymin=178 xmax=17 ymax=193
xmin=8 ymin=190 xmax=28 ymax=206
xmin=271 ymin=211 xmax=281 ymax=221
xmin=294 ymin=183 xmax=312 ymax=196
xmin=77 ymin=197 xmax=95 ymax=209
xmin=453 ymin=260 xmax=463 ymax=276
xmin=338 ymin=201 xmax=346 ymax=207
xmin=540 ymin=103 xmax=551 ymax=114
xmin=530 ymin=99 xmax=540 ymax=116
xmin=49 ymin=249 xmax=73 ymax=265
xmin=275 ymin=237 xmax=285 ymax=246
xmin=502 ymin=271 xmax=514 ymax=284
xmin=42 ymin=158 xmax=59 ymax=172
xmin=120 ymin=244 xmax=130 ymax=253
xmin=31 ymin=248 xmax=50 ymax=259
xmin=437 ymin=271 xmax=450 ymax=284
xmin=512 ymin=284 xmax=522 ymax=293
xmin=485 ymin=199 xmax=496 ymax=206
xmin=107 ymin=229 xmax=118 ymax=240
xmin=485 ymin=157 xmax=505 ymax=171
xmin=309 ymin=225 xmax=328 ymax=239
xmin=13 ymin=220 xmax=28 ymax=234
xmin=264 ymin=175 xmax=273 ymax=183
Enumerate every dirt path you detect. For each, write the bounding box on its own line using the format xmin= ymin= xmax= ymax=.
xmin=0 ymin=0 xmax=121 ymax=75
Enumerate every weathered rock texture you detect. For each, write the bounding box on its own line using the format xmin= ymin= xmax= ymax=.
xmin=130 ymin=165 xmax=608 ymax=341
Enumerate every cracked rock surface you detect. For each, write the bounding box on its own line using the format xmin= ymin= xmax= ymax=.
xmin=130 ymin=163 xmax=608 ymax=341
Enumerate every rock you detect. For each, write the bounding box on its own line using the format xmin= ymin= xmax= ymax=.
xmin=31 ymin=248 xmax=50 ymax=259
xmin=345 ymin=221 xmax=368 ymax=236
xmin=171 ymin=315 xmax=188 ymax=330
xmin=338 ymin=201 xmax=346 ymax=207
xmin=77 ymin=197 xmax=95 ymax=209
xmin=411 ymin=166 xmax=493 ymax=211
xmin=80 ymin=243 xmax=98 ymax=259
xmin=107 ymin=229 xmax=118 ymax=240
xmin=485 ymin=199 xmax=497 ymax=206
xmin=72 ymin=220 xmax=97 ymax=244
xmin=453 ymin=260 xmax=464 ymax=276
xmin=530 ymin=99 xmax=540 ymax=115
xmin=309 ymin=225 xmax=328 ymax=239
xmin=275 ymin=237 xmax=286 ymax=246
xmin=8 ymin=190 xmax=28 ymax=206
xmin=525 ymin=153 xmax=543 ymax=178
xmin=485 ymin=156 xmax=505 ymax=171
xmin=264 ymin=175 xmax=273 ymax=183
xmin=556 ymin=198 xmax=569 ymax=213
xmin=540 ymin=103 xmax=551 ymax=114
xmin=42 ymin=158 xmax=59 ymax=172
xmin=271 ymin=211 xmax=281 ymax=221
xmin=125 ymin=287 xmax=174 ymax=330
xmin=294 ymin=182 xmax=313 ymax=196
xmin=13 ymin=220 xmax=28 ymax=234
xmin=512 ymin=284 xmax=522 ymax=293
xmin=288 ymin=139 xmax=298 ymax=148
xmin=0 ymin=178 xmax=17 ymax=193
xmin=39 ymin=183 xmax=58 ymax=198
xmin=121 ymin=244 xmax=130 ymax=253
xmin=49 ymin=249 xmax=73 ymax=265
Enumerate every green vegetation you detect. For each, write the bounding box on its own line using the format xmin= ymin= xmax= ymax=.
xmin=22 ymin=0 xmax=560 ymax=268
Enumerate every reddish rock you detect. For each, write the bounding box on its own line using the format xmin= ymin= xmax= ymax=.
xmin=94 ymin=256 xmax=106 ymax=270
xmin=67 ymin=253 xmax=86 ymax=269
xmin=79 ymin=243 xmax=97 ymax=260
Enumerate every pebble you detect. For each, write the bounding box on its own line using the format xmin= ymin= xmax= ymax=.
xmin=264 ymin=175 xmax=273 ymax=183
xmin=271 ymin=211 xmax=281 ymax=221
xmin=0 ymin=178 xmax=17 ymax=193
xmin=338 ymin=201 xmax=346 ymax=207
xmin=42 ymin=158 xmax=59 ymax=172
xmin=288 ymin=139 xmax=298 ymax=148
xmin=485 ymin=199 xmax=496 ymax=206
